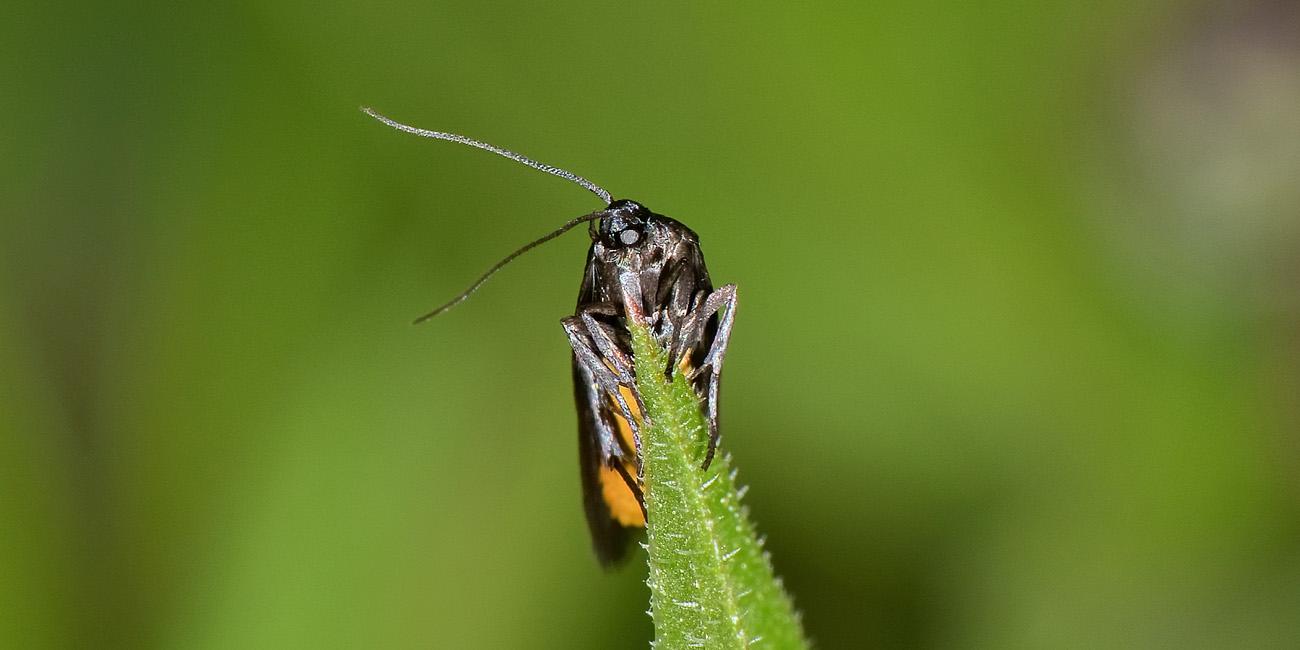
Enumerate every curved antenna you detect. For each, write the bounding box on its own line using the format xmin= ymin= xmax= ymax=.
xmin=362 ymin=107 xmax=612 ymax=205
xmin=411 ymin=210 xmax=606 ymax=324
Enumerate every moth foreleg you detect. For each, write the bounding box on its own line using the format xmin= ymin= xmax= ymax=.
xmin=563 ymin=314 xmax=644 ymax=449
xmin=683 ymin=283 xmax=738 ymax=470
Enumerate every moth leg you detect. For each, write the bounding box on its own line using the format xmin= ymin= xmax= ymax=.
xmin=654 ymin=257 xmax=699 ymax=367
xmin=668 ymin=290 xmax=707 ymax=377
xmin=581 ymin=313 xmax=634 ymax=384
xmin=611 ymin=269 xmax=660 ymax=424
xmin=618 ymin=271 xmax=649 ymax=328
xmin=682 ymin=283 xmax=738 ymax=470
xmin=579 ymin=311 xmax=650 ymax=428
xmin=611 ymin=457 xmax=648 ymax=520
xmin=563 ymin=313 xmax=644 ymax=453
xmin=615 ymin=267 xmax=671 ymax=399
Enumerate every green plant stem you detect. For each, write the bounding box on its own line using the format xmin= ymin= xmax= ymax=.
xmin=630 ymin=323 xmax=808 ymax=650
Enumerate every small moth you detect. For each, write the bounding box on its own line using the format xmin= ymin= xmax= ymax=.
xmin=365 ymin=108 xmax=737 ymax=566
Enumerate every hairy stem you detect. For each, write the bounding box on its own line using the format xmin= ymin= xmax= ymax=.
xmin=630 ymin=323 xmax=807 ymax=650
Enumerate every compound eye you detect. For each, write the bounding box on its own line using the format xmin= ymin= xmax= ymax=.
xmin=618 ymin=228 xmax=642 ymax=246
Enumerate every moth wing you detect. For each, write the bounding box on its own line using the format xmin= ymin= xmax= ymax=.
xmin=573 ymin=356 xmax=641 ymax=567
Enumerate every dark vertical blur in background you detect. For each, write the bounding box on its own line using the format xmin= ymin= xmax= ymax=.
xmin=2 ymin=1 xmax=1298 ymax=648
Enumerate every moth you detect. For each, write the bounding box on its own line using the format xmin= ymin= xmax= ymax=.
xmin=364 ymin=108 xmax=737 ymax=566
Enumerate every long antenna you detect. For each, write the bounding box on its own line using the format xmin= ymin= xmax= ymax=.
xmin=410 ymin=210 xmax=605 ymax=323
xmin=361 ymin=107 xmax=618 ymax=322
xmin=361 ymin=107 xmax=612 ymax=204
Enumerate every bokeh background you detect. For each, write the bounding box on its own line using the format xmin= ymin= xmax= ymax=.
xmin=3 ymin=1 xmax=1299 ymax=648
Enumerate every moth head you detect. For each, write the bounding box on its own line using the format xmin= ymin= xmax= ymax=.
xmin=599 ymin=200 xmax=652 ymax=249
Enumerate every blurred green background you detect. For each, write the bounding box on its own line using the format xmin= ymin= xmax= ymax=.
xmin=3 ymin=1 xmax=1299 ymax=648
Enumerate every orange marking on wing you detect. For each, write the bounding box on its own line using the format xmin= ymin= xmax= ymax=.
xmin=600 ymin=463 xmax=645 ymax=527
xmin=612 ymin=385 xmax=639 ymax=452
xmin=601 ymin=385 xmax=645 ymax=527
